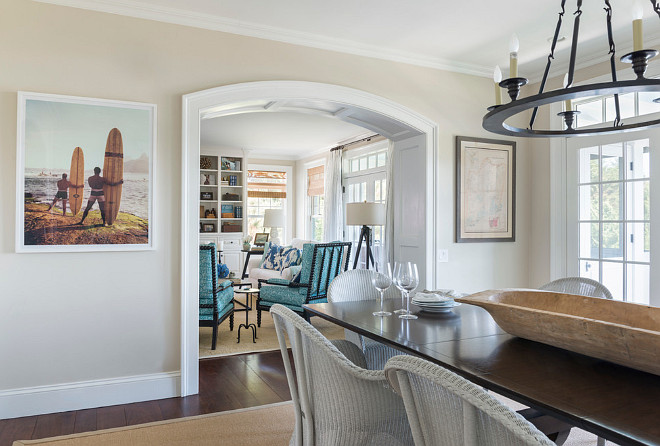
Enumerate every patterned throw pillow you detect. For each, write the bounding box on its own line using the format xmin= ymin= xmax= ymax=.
xmin=260 ymin=244 xmax=281 ymax=270
xmin=260 ymin=244 xmax=302 ymax=272
xmin=278 ymin=246 xmax=302 ymax=270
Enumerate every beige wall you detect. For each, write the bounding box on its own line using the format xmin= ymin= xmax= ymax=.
xmin=0 ymin=0 xmax=533 ymax=400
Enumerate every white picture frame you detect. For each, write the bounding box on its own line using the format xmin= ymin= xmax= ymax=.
xmin=16 ymin=92 xmax=157 ymax=252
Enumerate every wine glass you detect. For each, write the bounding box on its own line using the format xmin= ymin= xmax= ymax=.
xmin=372 ymin=263 xmax=392 ymax=317
xmin=398 ymin=262 xmax=419 ymax=320
xmin=392 ymin=262 xmax=407 ymax=314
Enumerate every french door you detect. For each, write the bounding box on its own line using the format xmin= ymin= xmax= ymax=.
xmin=343 ymin=172 xmax=386 ymax=269
xmin=566 ymin=129 xmax=660 ymax=305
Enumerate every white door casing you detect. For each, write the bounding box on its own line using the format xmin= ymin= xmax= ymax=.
xmin=182 ymin=81 xmax=438 ymax=396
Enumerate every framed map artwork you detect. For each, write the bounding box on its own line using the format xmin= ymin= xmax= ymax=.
xmin=455 ymin=136 xmax=515 ymax=243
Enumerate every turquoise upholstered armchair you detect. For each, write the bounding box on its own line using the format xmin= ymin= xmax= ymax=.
xmin=256 ymin=241 xmax=352 ymax=325
xmin=199 ymin=244 xmax=234 ymax=350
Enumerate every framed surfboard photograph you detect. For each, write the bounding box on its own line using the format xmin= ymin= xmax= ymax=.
xmin=16 ymin=92 xmax=156 ymax=252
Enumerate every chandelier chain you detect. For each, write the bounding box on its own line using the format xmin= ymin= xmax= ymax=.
xmin=567 ymin=0 xmax=583 ymax=88
xmin=605 ymin=0 xmax=622 ymax=126
xmin=529 ymin=0 xmax=566 ymax=130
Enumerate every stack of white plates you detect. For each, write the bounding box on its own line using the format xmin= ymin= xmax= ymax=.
xmin=411 ymin=292 xmax=461 ymax=313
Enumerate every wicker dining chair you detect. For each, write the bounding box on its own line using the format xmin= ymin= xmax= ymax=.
xmin=384 ymin=355 xmax=555 ymax=446
xmin=328 ymin=269 xmax=404 ymax=369
xmin=539 ymin=276 xmax=612 ymax=446
xmin=270 ymin=304 xmax=413 ymax=446
xmin=539 ymin=277 xmax=613 ymax=300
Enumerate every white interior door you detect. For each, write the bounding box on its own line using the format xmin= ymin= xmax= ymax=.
xmin=392 ymin=134 xmax=428 ymax=287
xmin=566 ymin=128 xmax=660 ymax=306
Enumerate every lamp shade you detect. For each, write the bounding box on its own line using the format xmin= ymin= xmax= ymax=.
xmin=346 ymin=202 xmax=385 ymax=226
xmin=263 ymin=208 xmax=285 ymax=228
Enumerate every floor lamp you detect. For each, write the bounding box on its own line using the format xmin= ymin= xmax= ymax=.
xmin=263 ymin=208 xmax=285 ymax=245
xmin=346 ymin=201 xmax=385 ymax=270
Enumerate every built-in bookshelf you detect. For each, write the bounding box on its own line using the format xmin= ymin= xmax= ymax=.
xmin=199 ymin=154 xmax=246 ymax=235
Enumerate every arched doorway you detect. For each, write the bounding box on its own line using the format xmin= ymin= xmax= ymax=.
xmin=181 ymin=81 xmax=438 ymax=395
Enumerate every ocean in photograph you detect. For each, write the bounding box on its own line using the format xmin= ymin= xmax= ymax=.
xmin=24 ymin=168 xmax=149 ymax=219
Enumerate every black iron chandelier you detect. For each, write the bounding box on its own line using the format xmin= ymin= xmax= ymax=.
xmin=483 ymin=0 xmax=660 ymax=138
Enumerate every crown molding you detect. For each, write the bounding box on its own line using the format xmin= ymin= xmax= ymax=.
xmin=33 ymin=0 xmax=493 ymax=78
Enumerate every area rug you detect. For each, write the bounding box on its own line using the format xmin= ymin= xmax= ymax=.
xmin=12 ymin=402 xmax=294 ymax=446
xmin=199 ymin=296 xmax=345 ymax=358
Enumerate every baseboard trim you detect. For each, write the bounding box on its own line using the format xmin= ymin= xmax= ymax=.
xmin=0 ymin=372 xmax=180 ymax=419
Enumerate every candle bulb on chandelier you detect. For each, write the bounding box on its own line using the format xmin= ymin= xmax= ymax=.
xmin=509 ymin=34 xmax=519 ymax=78
xmin=633 ymin=1 xmax=644 ymax=52
xmin=563 ymin=73 xmax=572 ymax=112
xmin=494 ymin=65 xmax=502 ymax=105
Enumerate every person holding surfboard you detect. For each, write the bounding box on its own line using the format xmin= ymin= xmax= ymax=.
xmin=47 ymin=173 xmax=72 ymax=216
xmin=77 ymin=166 xmax=124 ymax=226
xmin=77 ymin=167 xmax=107 ymax=226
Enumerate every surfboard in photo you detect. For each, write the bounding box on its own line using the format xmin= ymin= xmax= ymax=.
xmin=69 ymin=147 xmax=85 ymax=216
xmin=103 ymin=128 xmax=123 ymax=225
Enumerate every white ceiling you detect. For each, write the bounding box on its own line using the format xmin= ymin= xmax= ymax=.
xmin=200 ymin=112 xmax=370 ymax=158
xmin=36 ymin=0 xmax=660 ymax=79
xmin=200 ymin=98 xmax=421 ymax=158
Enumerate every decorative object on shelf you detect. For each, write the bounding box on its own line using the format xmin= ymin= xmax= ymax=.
xmin=456 ymin=136 xmax=515 ymax=243
xmin=204 ymin=208 xmax=216 ymax=219
xmin=242 ymin=235 xmax=252 ymax=251
xmin=200 ymin=191 xmax=213 ymax=200
xmin=221 ymin=221 xmax=242 ymax=232
xmin=221 ymin=203 xmax=234 ymax=218
xmin=222 ymin=192 xmax=240 ymax=201
xmin=345 ymin=201 xmax=385 ymax=269
xmin=483 ymin=1 xmax=660 ymax=137
xmin=221 ymin=158 xmax=236 ymax=171
xmin=200 ymin=173 xmax=206 ymax=184
xmin=202 ymin=174 xmax=215 ymax=185
xmin=254 ymin=232 xmax=269 ymax=246
xmin=16 ymin=92 xmax=155 ymax=252
xmin=200 ymin=157 xmax=212 ymax=169
xmin=263 ymin=208 xmax=285 ymax=245
xmin=235 ymin=160 xmax=241 ymax=170
xmin=202 ymin=223 xmax=215 ymax=232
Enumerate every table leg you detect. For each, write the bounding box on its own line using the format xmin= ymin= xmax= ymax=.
xmin=237 ymin=291 xmax=258 ymax=344
xmin=241 ymin=252 xmax=251 ymax=279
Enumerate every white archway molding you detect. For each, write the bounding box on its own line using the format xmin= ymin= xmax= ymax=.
xmin=181 ymin=81 xmax=438 ymax=395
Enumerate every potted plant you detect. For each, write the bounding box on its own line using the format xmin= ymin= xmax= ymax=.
xmin=242 ymin=235 xmax=252 ymax=251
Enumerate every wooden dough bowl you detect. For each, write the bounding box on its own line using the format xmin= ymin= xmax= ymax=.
xmin=456 ymin=289 xmax=660 ymax=376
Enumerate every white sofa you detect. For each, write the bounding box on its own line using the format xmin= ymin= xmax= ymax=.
xmin=247 ymin=238 xmax=316 ymax=287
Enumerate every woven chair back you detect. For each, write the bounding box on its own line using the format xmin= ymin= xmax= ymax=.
xmin=271 ymin=304 xmax=412 ymax=446
xmin=385 ymin=355 xmax=555 ymax=446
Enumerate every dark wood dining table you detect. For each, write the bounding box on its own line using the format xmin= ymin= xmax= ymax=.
xmin=303 ymin=299 xmax=660 ymax=446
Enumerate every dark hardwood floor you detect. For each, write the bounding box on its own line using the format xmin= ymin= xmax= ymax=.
xmin=0 ymin=351 xmax=291 ymax=446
